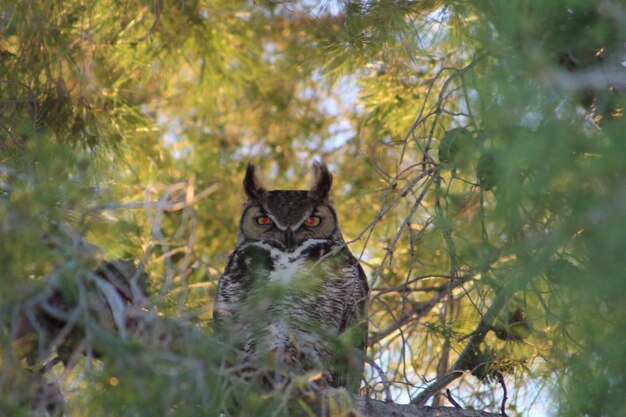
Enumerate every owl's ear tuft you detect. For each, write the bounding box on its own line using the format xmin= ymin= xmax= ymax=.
xmin=244 ymin=164 xmax=266 ymax=201
xmin=309 ymin=162 xmax=333 ymax=202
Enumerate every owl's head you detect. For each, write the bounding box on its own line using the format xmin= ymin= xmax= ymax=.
xmin=238 ymin=163 xmax=341 ymax=251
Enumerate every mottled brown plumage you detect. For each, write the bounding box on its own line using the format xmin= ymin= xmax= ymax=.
xmin=214 ymin=163 xmax=368 ymax=392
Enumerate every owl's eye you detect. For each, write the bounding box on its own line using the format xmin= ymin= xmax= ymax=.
xmin=304 ymin=216 xmax=321 ymax=227
xmin=256 ymin=216 xmax=273 ymax=226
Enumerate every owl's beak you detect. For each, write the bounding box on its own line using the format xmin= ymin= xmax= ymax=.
xmin=282 ymin=229 xmax=296 ymax=251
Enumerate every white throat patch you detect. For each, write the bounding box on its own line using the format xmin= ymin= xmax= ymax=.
xmin=246 ymin=238 xmax=328 ymax=285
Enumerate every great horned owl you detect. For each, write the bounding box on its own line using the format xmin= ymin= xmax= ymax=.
xmin=213 ymin=163 xmax=368 ymax=393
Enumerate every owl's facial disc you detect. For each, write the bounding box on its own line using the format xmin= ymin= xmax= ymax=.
xmin=239 ymin=163 xmax=340 ymax=251
xmin=240 ymin=202 xmax=337 ymax=252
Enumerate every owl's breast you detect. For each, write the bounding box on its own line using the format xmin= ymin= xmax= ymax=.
xmin=267 ymin=252 xmax=307 ymax=285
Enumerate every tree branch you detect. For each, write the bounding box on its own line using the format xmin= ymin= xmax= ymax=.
xmin=410 ymin=282 xmax=514 ymax=405
xmin=352 ymin=396 xmax=499 ymax=417
xmin=369 ymin=276 xmax=469 ymax=347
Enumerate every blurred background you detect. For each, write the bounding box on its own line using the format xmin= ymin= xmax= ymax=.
xmin=1 ymin=1 xmax=625 ymax=416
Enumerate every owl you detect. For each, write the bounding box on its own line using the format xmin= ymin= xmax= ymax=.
xmin=213 ymin=163 xmax=368 ymax=393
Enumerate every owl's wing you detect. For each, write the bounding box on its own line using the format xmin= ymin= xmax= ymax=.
xmin=333 ymin=256 xmax=369 ymax=393
xmin=345 ymin=262 xmax=369 ymax=350
xmin=212 ymin=248 xmax=242 ymax=332
xmin=213 ymin=242 xmax=271 ymax=337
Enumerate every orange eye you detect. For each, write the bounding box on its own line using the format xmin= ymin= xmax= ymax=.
xmin=304 ymin=216 xmax=321 ymax=227
xmin=256 ymin=216 xmax=273 ymax=225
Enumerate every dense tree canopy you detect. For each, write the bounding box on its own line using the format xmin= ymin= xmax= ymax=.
xmin=1 ymin=1 xmax=625 ymax=416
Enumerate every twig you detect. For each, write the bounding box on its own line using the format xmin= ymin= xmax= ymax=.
xmin=410 ymin=277 xmax=523 ymax=406
xmin=496 ymin=372 xmax=508 ymax=416
xmin=368 ymin=277 xmax=467 ymax=346
xmin=149 ymin=0 xmax=161 ymax=39
xmin=364 ymin=356 xmax=393 ymax=403
xmin=81 ymin=183 xmax=218 ymax=218
xmin=369 ymin=173 xmax=438 ymax=290
xmin=348 ymin=167 xmax=438 ymax=246
xmin=445 ymin=389 xmax=463 ymax=409
xmin=370 ymin=274 xmax=458 ymax=301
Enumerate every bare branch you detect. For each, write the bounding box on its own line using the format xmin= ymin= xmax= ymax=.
xmin=369 ymin=277 xmax=469 ymax=347
xmin=411 ymin=280 xmax=520 ymax=406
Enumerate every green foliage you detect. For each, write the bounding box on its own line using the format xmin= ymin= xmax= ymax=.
xmin=1 ymin=0 xmax=625 ymax=416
